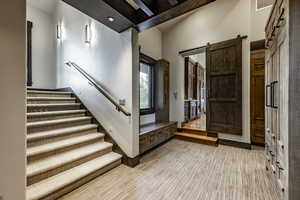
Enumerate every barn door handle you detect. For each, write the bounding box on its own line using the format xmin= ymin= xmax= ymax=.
xmin=207 ymin=89 xmax=210 ymax=99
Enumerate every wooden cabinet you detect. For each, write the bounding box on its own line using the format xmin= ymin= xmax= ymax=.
xmin=265 ymin=1 xmax=291 ymax=199
xmin=139 ymin=122 xmax=177 ymax=154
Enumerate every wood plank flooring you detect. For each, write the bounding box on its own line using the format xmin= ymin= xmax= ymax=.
xmin=60 ymin=139 xmax=280 ymax=200
xmin=183 ymin=115 xmax=206 ymax=131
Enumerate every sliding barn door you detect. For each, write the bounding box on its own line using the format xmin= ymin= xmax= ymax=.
xmin=206 ymin=37 xmax=243 ymax=135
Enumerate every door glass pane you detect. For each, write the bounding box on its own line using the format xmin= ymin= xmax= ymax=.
xmin=140 ymin=63 xmax=151 ymax=109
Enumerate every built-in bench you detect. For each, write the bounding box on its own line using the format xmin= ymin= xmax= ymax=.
xmin=139 ymin=122 xmax=177 ymax=154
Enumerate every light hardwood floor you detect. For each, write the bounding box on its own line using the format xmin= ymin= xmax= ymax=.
xmin=60 ymin=139 xmax=280 ymax=200
xmin=183 ymin=115 xmax=206 ymax=131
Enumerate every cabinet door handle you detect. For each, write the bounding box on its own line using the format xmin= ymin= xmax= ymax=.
xmin=272 ymin=81 xmax=279 ymax=109
xmin=266 ymin=85 xmax=272 ymax=107
xmin=271 ymin=82 xmax=274 ymax=108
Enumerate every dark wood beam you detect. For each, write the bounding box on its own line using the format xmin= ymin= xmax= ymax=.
xmin=132 ymin=0 xmax=155 ymax=16
xmin=137 ymin=0 xmax=216 ymax=32
xmin=62 ymin=0 xmax=135 ymax=33
xmin=168 ymin=0 xmax=179 ymax=6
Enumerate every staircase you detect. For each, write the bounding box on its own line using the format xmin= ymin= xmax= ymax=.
xmin=26 ymin=89 xmax=122 ymax=200
xmin=175 ymin=127 xmax=218 ymax=146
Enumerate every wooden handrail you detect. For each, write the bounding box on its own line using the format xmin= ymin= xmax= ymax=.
xmin=65 ymin=62 xmax=131 ymax=116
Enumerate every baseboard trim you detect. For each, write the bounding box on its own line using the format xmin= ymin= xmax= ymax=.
xmin=219 ymin=139 xmax=251 ymax=150
xmin=122 ymin=155 xmax=140 ymax=167
xmin=27 ymin=87 xmax=69 ymax=91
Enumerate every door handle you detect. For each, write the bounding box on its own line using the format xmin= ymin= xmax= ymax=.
xmin=272 ymin=81 xmax=279 ymax=109
xmin=266 ymin=85 xmax=271 ymax=107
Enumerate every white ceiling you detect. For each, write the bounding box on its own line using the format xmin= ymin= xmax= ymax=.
xmin=27 ymin=0 xmax=59 ymax=15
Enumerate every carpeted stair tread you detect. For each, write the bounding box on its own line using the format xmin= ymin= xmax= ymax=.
xmin=27 ymin=133 xmax=104 ymax=157
xmin=27 ymin=141 xmax=113 ymax=177
xmin=27 ymin=116 xmax=92 ymax=129
xmin=27 ymin=103 xmax=81 ymax=108
xmin=27 ymin=110 xmax=87 ymax=117
xmin=27 ymin=124 xmax=98 ymax=142
xmin=26 ymin=152 xmax=122 ymax=200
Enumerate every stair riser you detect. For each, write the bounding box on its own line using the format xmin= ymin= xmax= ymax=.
xmin=27 ymin=93 xmax=72 ymax=98
xmin=27 ymin=146 xmax=113 ymax=186
xmin=27 ymin=113 xmax=86 ymax=122
xmin=175 ymin=135 xmax=218 ymax=147
xmin=37 ymin=159 xmax=121 ymax=200
xmin=181 ymin=130 xmax=207 ymax=136
xmin=27 ymin=99 xmax=76 ymax=104
xmin=28 ymin=127 xmax=98 ymax=147
xmin=27 ymin=105 xmax=81 ymax=113
xmin=27 ymin=119 xmax=92 ymax=134
xmin=27 ymin=137 xmax=104 ymax=163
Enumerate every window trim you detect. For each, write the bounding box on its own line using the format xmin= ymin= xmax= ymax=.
xmin=140 ymin=53 xmax=156 ymax=115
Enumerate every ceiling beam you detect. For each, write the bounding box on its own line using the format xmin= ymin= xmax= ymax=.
xmin=168 ymin=0 xmax=179 ymax=6
xmin=138 ymin=0 xmax=216 ymax=32
xmin=132 ymin=0 xmax=155 ymax=16
xmin=62 ymin=0 xmax=135 ymax=33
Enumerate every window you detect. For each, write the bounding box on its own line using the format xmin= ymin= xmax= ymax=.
xmin=140 ymin=54 xmax=155 ymax=115
xmin=256 ymin=0 xmax=273 ymax=10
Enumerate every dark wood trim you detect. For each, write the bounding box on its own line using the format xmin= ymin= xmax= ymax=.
xmin=62 ymin=0 xmax=136 ymax=33
xmin=207 ymin=132 xmax=218 ymax=138
xmin=179 ymin=35 xmax=248 ymax=56
xmin=140 ymin=53 xmax=156 ymax=115
xmin=219 ymin=139 xmax=252 ymax=150
xmin=251 ymin=141 xmax=265 ymax=147
xmin=250 ymin=39 xmax=266 ymax=51
xmin=27 ymin=88 xmax=68 ymax=91
xmin=140 ymin=53 xmax=157 ymax=64
xmin=179 ymin=45 xmax=207 ymax=56
xmin=288 ymin=0 xmax=300 ymax=199
xmin=27 ymin=21 xmax=33 ymax=87
xmin=132 ymin=0 xmax=154 ymax=16
xmin=121 ymin=155 xmax=140 ymax=167
xmin=137 ymin=0 xmax=216 ymax=31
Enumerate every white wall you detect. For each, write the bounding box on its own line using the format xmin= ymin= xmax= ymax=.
xmin=55 ymin=2 xmax=139 ymax=157
xmin=162 ymin=0 xmax=251 ymax=143
xmin=139 ymin=27 xmax=163 ymax=125
xmin=27 ymin=4 xmax=57 ymax=88
xmin=0 ymin=0 xmax=26 ymax=199
xmin=139 ymin=27 xmax=162 ymax=60
xmin=250 ymin=0 xmax=272 ymax=41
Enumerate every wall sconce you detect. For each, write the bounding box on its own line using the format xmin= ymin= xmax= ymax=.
xmin=56 ymin=24 xmax=62 ymax=40
xmin=85 ymin=24 xmax=91 ymax=44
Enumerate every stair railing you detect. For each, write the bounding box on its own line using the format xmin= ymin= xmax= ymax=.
xmin=65 ymin=62 xmax=131 ymax=117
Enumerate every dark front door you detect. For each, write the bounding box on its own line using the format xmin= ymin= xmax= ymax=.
xmin=206 ymin=37 xmax=243 ymax=136
xmin=251 ymin=50 xmax=265 ymax=145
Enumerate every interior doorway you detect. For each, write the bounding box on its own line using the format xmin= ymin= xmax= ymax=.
xmin=183 ymin=52 xmax=206 ymax=131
